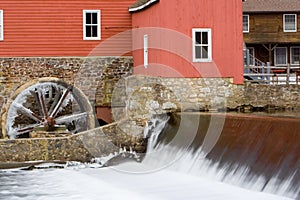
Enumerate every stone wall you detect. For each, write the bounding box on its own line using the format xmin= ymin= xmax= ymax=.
xmin=0 ymin=120 xmax=146 ymax=164
xmin=0 ymin=56 xmax=133 ymax=110
xmin=120 ymin=76 xmax=300 ymax=119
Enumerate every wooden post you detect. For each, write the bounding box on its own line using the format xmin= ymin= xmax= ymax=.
xmin=287 ymin=64 xmax=290 ymax=85
xmin=268 ymin=44 xmax=273 ymax=65
xmin=266 ymin=62 xmax=271 ymax=82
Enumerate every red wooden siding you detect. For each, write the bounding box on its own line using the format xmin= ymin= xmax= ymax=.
xmin=0 ymin=0 xmax=135 ymax=56
xmin=131 ymin=0 xmax=244 ymax=84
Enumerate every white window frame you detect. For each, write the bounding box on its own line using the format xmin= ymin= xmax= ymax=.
xmin=290 ymin=46 xmax=300 ymax=65
xmin=192 ymin=28 xmax=212 ymax=62
xmin=283 ymin=14 xmax=297 ymax=32
xmin=274 ymin=47 xmax=288 ymax=66
xmin=83 ymin=10 xmax=101 ymax=40
xmin=0 ymin=10 xmax=3 ymax=41
xmin=243 ymin=15 xmax=249 ymax=33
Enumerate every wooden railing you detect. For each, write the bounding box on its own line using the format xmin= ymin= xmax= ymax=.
xmin=244 ymin=63 xmax=300 ymax=85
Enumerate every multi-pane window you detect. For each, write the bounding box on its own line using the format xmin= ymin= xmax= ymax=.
xmin=192 ymin=28 xmax=212 ymax=62
xmin=283 ymin=14 xmax=297 ymax=32
xmin=83 ymin=10 xmax=101 ymax=40
xmin=275 ymin=47 xmax=287 ymax=66
xmin=0 ymin=10 xmax=3 ymax=41
xmin=243 ymin=15 xmax=249 ymax=33
xmin=291 ymin=47 xmax=300 ymax=65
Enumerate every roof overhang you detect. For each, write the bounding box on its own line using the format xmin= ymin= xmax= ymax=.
xmin=243 ymin=11 xmax=300 ymax=14
xmin=129 ymin=0 xmax=159 ymax=13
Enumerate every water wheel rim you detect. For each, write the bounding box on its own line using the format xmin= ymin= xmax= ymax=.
xmin=1 ymin=77 xmax=95 ymax=139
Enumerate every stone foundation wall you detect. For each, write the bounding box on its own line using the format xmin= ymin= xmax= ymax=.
xmin=121 ymin=76 xmax=300 ymax=118
xmin=0 ymin=56 xmax=133 ymax=110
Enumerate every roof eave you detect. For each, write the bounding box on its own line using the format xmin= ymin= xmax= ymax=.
xmin=243 ymin=10 xmax=300 ymax=13
xmin=129 ymin=0 xmax=159 ymax=13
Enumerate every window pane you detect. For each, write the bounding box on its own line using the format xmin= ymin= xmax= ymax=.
xmin=86 ymin=13 xmax=91 ymax=24
xmin=92 ymin=26 xmax=98 ymax=37
xmin=92 ymin=13 xmax=98 ymax=24
xmin=202 ymin=32 xmax=208 ymax=44
xmin=275 ymin=48 xmax=287 ymax=65
xmin=86 ymin=25 xmax=92 ymax=37
xmin=243 ymin=15 xmax=249 ymax=32
xmin=284 ymin=15 xmax=296 ymax=31
xmin=202 ymin=46 xmax=208 ymax=59
xmin=195 ymin=46 xmax=201 ymax=59
xmin=195 ymin=32 xmax=201 ymax=44
xmin=291 ymin=48 xmax=300 ymax=64
xmin=193 ymin=29 xmax=211 ymax=61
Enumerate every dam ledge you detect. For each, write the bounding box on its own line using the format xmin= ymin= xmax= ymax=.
xmin=0 ymin=110 xmax=299 ymax=169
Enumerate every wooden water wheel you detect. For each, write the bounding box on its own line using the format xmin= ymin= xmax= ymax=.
xmin=1 ymin=77 xmax=95 ymax=139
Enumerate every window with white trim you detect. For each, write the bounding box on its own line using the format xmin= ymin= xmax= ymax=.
xmin=0 ymin=10 xmax=3 ymax=41
xmin=243 ymin=15 xmax=249 ymax=33
xmin=275 ymin=47 xmax=287 ymax=66
xmin=283 ymin=14 xmax=297 ymax=32
xmin=290 ymin=47 xmax=300 ymax=65
xmin=192 ymin=28 xmax=212 ymax=62
xmin=83 ymin=10 xmax=101 ymax=40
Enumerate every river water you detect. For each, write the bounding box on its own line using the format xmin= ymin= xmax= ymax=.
xmin=0 ymin=113 xmax=299 ymax=200
xmin=0 ymin=161 xmax=295 ymax=200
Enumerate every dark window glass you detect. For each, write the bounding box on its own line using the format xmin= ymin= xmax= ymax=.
xmin=195 ymin=32 xmax=201 ymax=44
xmin=291 ymin=47 xmax=300 ymax=64
xmin=86 ymin=26 xmax=92 ymax=37
xmin=92 ymin=13 xmax=98 ymax=24
xmin=86 ymin=13 xmax=91 ymax=24
xmin=195 ymin=47 xmax=201 ymax=58
xmin=202 ymin=46 xmax=208 ymax=58
xmin=202 ymin=32 xmax=208 ymax=44
xmin=92 ymin=26 xmax=98 ymax=37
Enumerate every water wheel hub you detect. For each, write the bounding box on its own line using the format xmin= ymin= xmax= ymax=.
xmin=43 ymin=116 xmax=56 ymax=127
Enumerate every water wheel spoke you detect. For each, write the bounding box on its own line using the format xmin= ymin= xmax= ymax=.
xmin=49 ymin=87 xmax=71 ymax=118
xmin=55 ymin=112 xmax=87 ymax=124
xmin=34 ymin=89 xmax=49 ymax=118
xmin=15 ymin=126 xmax=36 ymax=135
xmin=13 ymin=103 xmax=43 ymax=122
xmin=48 ymin=90 xmax=62 ymax=116
xmin=38 ymin=89 xmax=49 ymax=118
xmin=31 ymin=90 xmax=43 ymax=117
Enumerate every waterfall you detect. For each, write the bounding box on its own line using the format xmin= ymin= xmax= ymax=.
xmin=140 ymin=113 xmax=299 ymax=199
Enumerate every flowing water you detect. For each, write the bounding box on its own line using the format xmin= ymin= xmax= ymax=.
xmin=0 ymin=113 xmax=299 ymax=200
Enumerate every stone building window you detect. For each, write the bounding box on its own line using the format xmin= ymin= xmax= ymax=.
xmin=290 ymin=47 xmax=300 ymax=65
xmin=192 ymin=28 xmax=212 ymax=62
xmin=243 ymin=15 xmax=249 ymax=33
xmin=283 ymin=14 xmax=297 ymax=32
xmin=83 ymin=10 xmax=101 ymax=40
xmin=0 ymin=10 xmax=3 ymax=41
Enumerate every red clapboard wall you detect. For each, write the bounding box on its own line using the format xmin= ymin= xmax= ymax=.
xmin=131 ymin=0 xmax=244 ymax=84
xmin=0 ymin=0 xmax=136 ymax=56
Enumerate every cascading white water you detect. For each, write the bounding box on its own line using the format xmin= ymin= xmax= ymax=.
xmin=138 ymin=113 xmax=299 ymax=199
xmin=0 ymin=113 xmax=297 ymax=200
xmin=143 ymin=114 xmax=170 ymax=152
